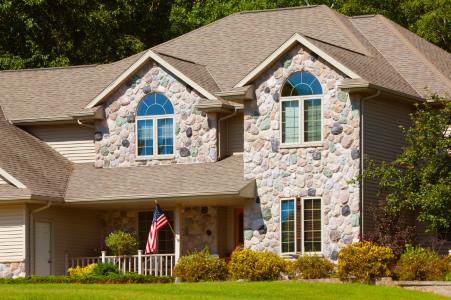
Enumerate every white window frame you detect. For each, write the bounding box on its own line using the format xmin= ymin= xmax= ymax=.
xmin=301 ymin=197 xmax=323 ymax=256
xmin=135 ymin=113 xmax=175 ymax=159
xmin=280 ymin=198 xmax=297 ymax=255
xmin=280 ymin=197 xmax=323 ymax=256
xmin=279 ymin=95 xmax=324 ymax=148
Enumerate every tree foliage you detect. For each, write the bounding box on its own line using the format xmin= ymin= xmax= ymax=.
xmin=363 ymin=95 xmax=451 ymax=231
xmin=0 ymin=0 xmax=449 ymax=70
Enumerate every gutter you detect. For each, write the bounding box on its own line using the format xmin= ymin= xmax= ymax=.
xmin=28 ymin=201 xmax=52 ymax=275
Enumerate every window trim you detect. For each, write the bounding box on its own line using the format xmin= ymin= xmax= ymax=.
xmin=135 ymin=113 xmax=175 ymax=159
xmin=280 ymin=95 xmax=324 ymax=147
xmin=280 ymin=198 xmax=297 ymax=255
xmin=280 ymin=197 xmax=323 ymax=256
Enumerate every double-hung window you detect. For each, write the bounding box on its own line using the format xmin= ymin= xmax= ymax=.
xmin=281 ymin=71 xmax=323 ymax=145
xmin=136 ymin=93 xmax=174 ymax=158
xmin=280 ymin=198 xmax=322 ymax=255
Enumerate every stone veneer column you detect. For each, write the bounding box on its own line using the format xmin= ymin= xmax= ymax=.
xmin=243 ymin=46 xmax=361 ymax=260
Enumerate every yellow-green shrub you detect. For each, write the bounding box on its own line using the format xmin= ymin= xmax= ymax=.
xmin=173 ymin=249 xmax=228 ymax=282
xmin=68 ymin=263 xmax=98 ymax=276
xmin=293 ymin=255 xmax=335 ymax=279
xmin=394 ymin=245 xmax=447 ymax=280
xmin=228 ymin=248 xmax=286 ymax=281
xmin=337 ymin=241 xmax=395 ymax=283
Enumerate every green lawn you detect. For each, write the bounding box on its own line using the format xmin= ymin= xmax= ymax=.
xmin=0 ymin=281 xmax=447 ymax=300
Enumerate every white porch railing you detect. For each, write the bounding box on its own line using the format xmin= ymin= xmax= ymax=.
xmin=65 ymin=250 xmax=175 ymax=276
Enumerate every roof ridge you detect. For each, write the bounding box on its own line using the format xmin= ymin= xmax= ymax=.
xmin=239 ymin=5 xmax=318 ymax=14
xmin=350 ymin=14 xmax=377 ymax=19
xmin=0 ymin=64 xmax=99 ymax=73
xmin=305 ymin=35 xmax=367 ymax=56
xmin=377 ymin=15 xmax=451 ymax=93
xmin=152 ymin=13 xmax=239 ymax=52
xmin=322 ymin=6 xmax=370 ymax=56
xmin=157 ymin=52 xmax=203 ymax=66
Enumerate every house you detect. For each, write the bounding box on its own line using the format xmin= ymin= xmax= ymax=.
xmin=0 ymin=5 xmax=449 ymax=278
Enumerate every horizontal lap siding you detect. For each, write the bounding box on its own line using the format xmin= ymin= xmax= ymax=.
xmin=0 ymin=205 xmax=25 ymax=262
xmin=362 ymin=98 xmax=413 ymax=236
xmin=26 ymin=125 xmax=95 ymax=163
xmin=34 ymin=207 xmax=102 ymax=275
xmin=226 ymin=113 xmax=244 ymax=155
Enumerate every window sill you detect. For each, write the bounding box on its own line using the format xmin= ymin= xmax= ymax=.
xmin=279 ymin=142 xmax=323 ymax=149
xmin=135 ymin=155 xmax=175 ymax=161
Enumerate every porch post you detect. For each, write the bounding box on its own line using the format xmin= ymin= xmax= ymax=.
xmin=137 ymin=250 xmax=142 ymax=275
xmin=101 ymin=251 xmax=106 ymax=263
xmin=174 ymin=204 xmax=181 ymax=263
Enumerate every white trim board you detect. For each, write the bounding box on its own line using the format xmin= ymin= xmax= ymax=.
xmin=86 ymin=50 xmax=217 ymax=109
xmin=234 ymin=33 xmax=361 ymax=88
xmin=0 ymin=168 xmax=26 ymax=189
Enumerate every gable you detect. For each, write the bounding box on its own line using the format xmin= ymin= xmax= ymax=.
xmin=235 ymin=33 xmax=360 ymax=88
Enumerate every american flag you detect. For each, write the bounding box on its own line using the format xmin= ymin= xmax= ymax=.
xmin=145 ymin=204 xmax=169 ymax=254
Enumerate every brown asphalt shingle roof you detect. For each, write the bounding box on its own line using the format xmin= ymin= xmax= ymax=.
xmin=0 ymin=5 xmax=449 ymax=122
xmin=64 ymin=155 xmax=253 ymax=202
xmin=0 ymin=51 xmax=146 ymax=122
xmin=0 ymin=108 xmax=73 ymax=199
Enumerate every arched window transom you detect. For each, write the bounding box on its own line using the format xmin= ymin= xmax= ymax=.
xmin=136 ymin=93 xmax=174 ymax=157
xmin=280 ymin=71 xmax=323 ymax=145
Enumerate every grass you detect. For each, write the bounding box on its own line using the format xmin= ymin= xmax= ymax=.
xmin=0 ymin=281 xmax=447 ymax=300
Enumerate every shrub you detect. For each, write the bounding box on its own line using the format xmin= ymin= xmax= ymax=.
xmin=228 ymin=248 xmax=286 ymax=281
xmin=0 ymin=274 xmax=173 ymax=284
xmin=394 ymin=245 xmax=447 ymax=280
xmin=337 ymin=241 xmax=395 ymax=283
xmin=67 ymin=263 xmax=98 ymax=276
xmin=293 ymin=255 xmax=335 ymax=279
xmin=93 ymin=262 xmax=119 ymax=276
xmin=173 ymin=249 xmax=228 ymax=282
xmin=105 ymin=230 xmax=138 ymax=256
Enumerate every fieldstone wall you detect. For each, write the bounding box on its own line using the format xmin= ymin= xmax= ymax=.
xmin=0 ymin=262 xmax=26 ymax=278
xmin=101 ymin=207 xmax=219 ymax=255
xmin=95 ymin=62 xmax=217 ymax=168
xmin=182 ymin=207 xmax=218 ymax=255
xmin=243 ymin=46 xmax=361 ymax=260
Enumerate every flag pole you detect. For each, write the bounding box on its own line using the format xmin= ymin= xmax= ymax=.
xmin=155 ymin=200 xmax=176 ymax=237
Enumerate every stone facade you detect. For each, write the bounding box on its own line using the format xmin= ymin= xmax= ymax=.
xmin=0 ymin=262 xmax=26 ymax=278
xmin=102 ymin=207 xmax=218 ymax=255
xmin=243 ymin=46 xmax=361 ymax=260
xmin=182 ymin=207 xmax=218 ymax=255
xmin=95 ymin=62 xmax=218 ymax=168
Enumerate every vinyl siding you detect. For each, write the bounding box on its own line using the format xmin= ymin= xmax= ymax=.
xmin=226 ymin=113 xmax=244 ymax=154
xmin=33 ymin=206 xmax=102 ymax=275
xmin=26 ymin=125 xmax=94 ymax=163
xmin=0 ymin=205 xmax=26 ymax=262
xmin=362 ymin=98 xmax=414 ymax=236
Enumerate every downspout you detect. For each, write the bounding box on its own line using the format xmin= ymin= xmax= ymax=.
xmin=28 ymin=201 xmax=52 ymax=275
xmin=359 ymin=89 xmax=380 ymax=240
xmin=218 ymin=108 xmax=238 ymax=159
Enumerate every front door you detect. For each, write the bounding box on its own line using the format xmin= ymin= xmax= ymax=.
xmin=35 ymin=222 xmax=52 ymax=276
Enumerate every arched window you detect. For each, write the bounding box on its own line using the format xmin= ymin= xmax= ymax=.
xmin=280 ymin=71 xmax=323 ymax=144
xmin=136 ymin=93 xmax=174 ymax=157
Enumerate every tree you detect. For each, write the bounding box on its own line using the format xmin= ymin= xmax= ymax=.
xmin=363 ymin=95 xmax=451 ymax=232
xmin=0 ymin=0 xmax=173 ymax=70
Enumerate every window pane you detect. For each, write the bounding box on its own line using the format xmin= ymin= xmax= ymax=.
xmin=282 ymin=100 xmax=299 ymax=144
xmin=281 ymin=199 xmax=295 ymax=253
xmin=157 ymin=118 xmax=174 ymax=155
xmin=138 ymin=211 xmax=174 ymax=253
xmin=281 ymin=71 xmax=323 ymax=96
xmin=137 ymin=93 xmax=174 ymax=116
xmin=303 ymin=198 xmax=322 ymax=253
xmin=137 ymin=119 xmax=153 ymax=156
xmin=304 ymin=99 xmax=321 ymax=142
